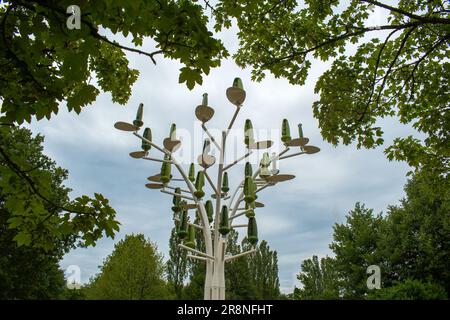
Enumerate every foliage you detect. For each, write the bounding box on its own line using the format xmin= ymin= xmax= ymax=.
xmin=1 ymin=1 xmax=448 ymax=177
xmin=297 ymin=171 xmax=449 ymax=299
xmin=225 ymin=230 xmax=257 ymax=300
xmin=0 ymin=127 xmax=85 ymax=298
xmin=212 ymin=0 xmax=450 ymax=177
xmin=182 ymin=216 xmax=207 ymax=300
xmin=0 ymin=0 xmax=227 ymax=124
xmin=294 ymin=255 xmax=340 ymax=300
xmin=167 ymin=226 xmax=188 ymax=299
xmin=367 ymin=278 xmax=447 ymax=300
xmin=0 ymin=126 xmax=119 ymax=250
xmin=330 ymin=202 xmax=385 ymax=298
xmin=0 ymin=204 xmax=67 ymax=299
xmin=244 ymin=238 xmax=280 ymax=300
xmin=378 ymin=171 xmax=450 ymax=294
xmin=85 ymin=234 xmax=172 ymax=300
xmin=59 ymin=286 xmax=87 ymax=300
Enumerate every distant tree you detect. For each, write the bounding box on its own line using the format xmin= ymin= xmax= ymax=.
xmin=301 ymin=169 xmax=449 ymax=300
xmin=167 ymin=227 xmax=188 ymax=299
xmin=294 ymin=255 xmax=340 ymax=300
xmin=244 ymin=239 xmax=281 ymax=300
xmin=379 ymin=171 xmax=450 ymax=295
xmin=59 ymin=286 xmax=87 ymax=300
xmin=85 ymin=234 xmax=171 ymax=300
xmin=225 ymin=230 xmax=257 ymax=300
xmin=330 ymin=203 xmax=385 ymax=299
xmin=182 ymin=216 xmax=207 ymax=300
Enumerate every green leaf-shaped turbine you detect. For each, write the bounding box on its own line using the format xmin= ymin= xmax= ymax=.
xmin=141 ymin=127 xmax=152 ymax=151
xmin=219 ymin=205 xmax=230 ymax=235
xmin=244 ymin=176 xmax=256 ymax=203
xmin=281 ymin=119 xmax=291 ymax=143
xmin=160 ymin=154 xmax=171 ymax=183
xmin=233 ymin=77 xmax=244 ymax=90
xmin=194 ymin=171 xmax=205 ymax=199
xmin=298 ymin=123 xmax=304 ymax=138
xmin=178 ymin=209 xmax=188 ymax=239
xmin=171 ymin=187 xmax=181 ymax=212
xmin=133 ymin=103 xmax=144 ymax=127
xmin=222 ymin=172 xmax=229 ymax=193
xmin=185 ymin=225 xmax=196 ymax=248
xmin=188 ymin=163 xmax=195 ymax=182
xmin=245 ymin=162 xmax=253 ymax=177
xmin=247 ymin=217 xmax=258 ymax=245
xmin=244 ymin=119 xmax=254 ymax=146
xmin=205 ymin=200 xmax=214 ymax=223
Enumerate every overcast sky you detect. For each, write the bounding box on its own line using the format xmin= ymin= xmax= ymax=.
xmin=27 ymin=3 xmax=415 ymax=294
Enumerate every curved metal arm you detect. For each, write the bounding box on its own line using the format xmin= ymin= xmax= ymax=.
xmin=143 ymin=156 xmax=172 ymax=163
xmin=225 ymin=249 xmax=256 ymax=262
xmin=223 ymin=151 xmax=252 ymax=171
xmin=204 ymin=170 xmax=219 ymax=196
xmin=279 ymin=151 xmax=306 ymax=160
xmin=133 ymin=132 xmax=171 ymax=156
xmin=161 ymin=189 xmax=195 ymax=201
xmin=201 ymin=124 xmax=221 ymax=151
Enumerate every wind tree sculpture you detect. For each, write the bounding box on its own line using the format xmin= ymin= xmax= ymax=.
xmin=114 ymin=78 xmax=320 ymax=300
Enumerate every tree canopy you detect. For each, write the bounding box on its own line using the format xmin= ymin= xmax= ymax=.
xmin=213 ymin=0 xmax=449 ymax=177
xmin=0 ymin=0 xmax=227 ymax=124
xmin=0 ymin=203 xmax=66 ymax=299
xmin=296 ymin=171 xmax=449 ymax=299
xmin=294 ymin=255 xmax=340 ymax=299
xmin=85 ymin=234 xmax=172 ymax=299
xmin=2 ymin=0 xmax=447 ymax=176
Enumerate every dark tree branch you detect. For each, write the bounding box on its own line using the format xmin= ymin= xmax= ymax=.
xmin=355 ymin=28 xmax=399 ymax=127
xmin=262 ymin=21 xmax=424 ymax=68
xmin=203 ymin=0 xmax=216 ymax=13
xmin=374 ymin=26 xmax=417 ymax=109
xmin=394 ymin=34 xmax=450 ymax=103
xmin=361 ymin=0 xmax=450 ymax=24
xmin=1 ymin=4 xmax=57 ymax=97
xmin=11 ymin=0 xmax=166 ymax=64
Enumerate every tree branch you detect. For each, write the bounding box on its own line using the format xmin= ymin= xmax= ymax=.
xmin=363 ymin=29 xmax=399 ymax=113
xmin=374 ymin=26 xmax=417 ymax=110
xmin=262 ymin=21 xmax=423 ymax=68
xmin=11 ymin=0 xmax=165 ymax=64
xmin=361 ymin=0 xmax=450 ymax=24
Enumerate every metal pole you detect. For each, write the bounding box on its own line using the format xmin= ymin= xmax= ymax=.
xmin=211 ymin=130 xmax=227 ymax=300
xmin=225 ymin=249 xmax=256 ymax=262
xmin=161 ymin=189 xmax=195 ymax=201
xmin=223 ymin=151 xmax=252 ymax=171
xmin=201 ymin=124 xmax=221 ymax=151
